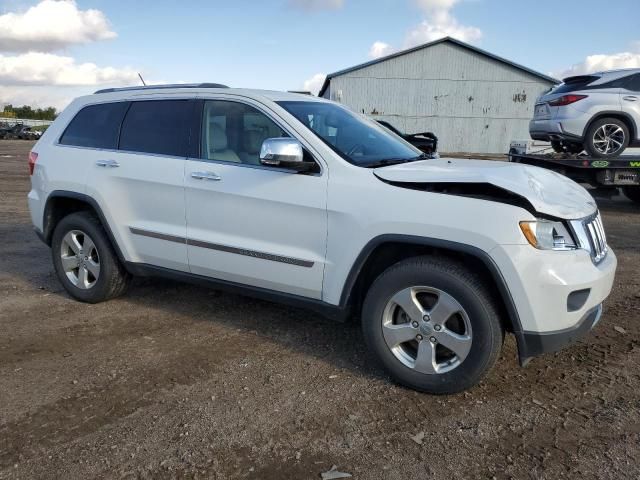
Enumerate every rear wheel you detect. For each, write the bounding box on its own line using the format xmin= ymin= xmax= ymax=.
xmin=551 ymin=140 xmax=583 ymax=154
xmin=361 ymin=256 xmax=504 ymax=394
xmin=565 ymin=142 xmax=584 ymax=154
xmin=585 ymin=117 xmax=629 ymax=158
xmin=551 ymin=140 xmax=564 ymax=153
xmin=51 ymin=212 xmax=130 ymax=303
xmin=622 ymin=186 xmax=640 ymax=204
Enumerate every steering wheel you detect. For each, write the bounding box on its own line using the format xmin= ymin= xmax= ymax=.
xmin=347 ymin=143 xmax=366 ymax=156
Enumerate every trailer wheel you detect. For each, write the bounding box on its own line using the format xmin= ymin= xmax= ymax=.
xmin=622 ymin=186 xmax=640 ymax=204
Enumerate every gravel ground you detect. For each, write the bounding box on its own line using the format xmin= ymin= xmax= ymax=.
xmin=1 ymin=140 xmax=639 ymax=479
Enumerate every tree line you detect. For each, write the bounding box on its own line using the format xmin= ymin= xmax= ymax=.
xmin=1 ymin=105 xmax=57 ymax=120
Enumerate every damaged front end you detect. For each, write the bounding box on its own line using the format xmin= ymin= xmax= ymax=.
xmin=379 ymin=179 xmax=538 ymax=216
xmin=373 ymin=158 xmax=598 ymax=219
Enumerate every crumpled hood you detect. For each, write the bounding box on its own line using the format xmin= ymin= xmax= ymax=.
xmin=374 ymin=158 xmax=597 ymax=219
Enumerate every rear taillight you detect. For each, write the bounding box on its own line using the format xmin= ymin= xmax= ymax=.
xmin=28 ymin=151 xmax=38 ymax=175
xmin=549 ymin=94 xmax=588 ymax=106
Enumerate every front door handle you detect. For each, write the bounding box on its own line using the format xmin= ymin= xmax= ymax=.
xmin=623 ymin=95 xmax=638 ymax=102
xmin=96 ymin=159 xmax=120 ymax=168
xmin=191 ymin=171 xmax=221 ymax=181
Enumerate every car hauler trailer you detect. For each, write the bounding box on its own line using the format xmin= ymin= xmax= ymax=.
xmin=508 ymin=141 xmax=640 ymax=205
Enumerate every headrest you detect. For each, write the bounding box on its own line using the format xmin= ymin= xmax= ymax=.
xmin=209 ymin=123 xmax=228 ymax=151
xmin=243 ymin=129 xmax=264 ymax=155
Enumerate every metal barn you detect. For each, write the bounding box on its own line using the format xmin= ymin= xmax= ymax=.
xmin=319 ymin=37 xmax=559 ymax=154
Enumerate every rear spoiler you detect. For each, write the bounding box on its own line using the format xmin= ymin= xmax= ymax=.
xmin=561 ymin=75 xmax=600 ymax=84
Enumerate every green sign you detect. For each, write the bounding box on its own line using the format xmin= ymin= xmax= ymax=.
xmin=591 ymin=161 xmax=609 ymax=168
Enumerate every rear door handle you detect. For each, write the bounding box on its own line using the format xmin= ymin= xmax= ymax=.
xmin=96 ymin=159 xmax=120 ymax=168
xmin=623 ymin=95 xmax=638 ymax=102
xmin=191 ymin=171 xmax=221 ymax=181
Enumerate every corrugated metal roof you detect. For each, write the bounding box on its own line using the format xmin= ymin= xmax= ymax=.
xmin=318 ymin=37 xmax=559 ymax=97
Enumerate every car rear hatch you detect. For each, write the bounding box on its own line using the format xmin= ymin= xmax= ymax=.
xmin=534 ymin=75 xmax=601 ymax=119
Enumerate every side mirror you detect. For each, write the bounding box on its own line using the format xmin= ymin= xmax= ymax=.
xmin=259 ymin=138 xmax=315 ymax=172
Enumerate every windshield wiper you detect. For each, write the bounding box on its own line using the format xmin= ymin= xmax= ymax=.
xmin=364 ymin=153 xmax=430 ymax=168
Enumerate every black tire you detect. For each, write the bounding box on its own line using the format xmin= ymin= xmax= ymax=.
xmin=362 ymin=256 xmax=504 ymax=394
xmin=551 ymin=140 xmax=564 ymax=153
xmin=622 ymin=186 xmax=640 ymax=204
xmin=551 ymin=140 xmax=583 ymax=154
xmin=51 ymin=211 xmax=130 ymax=303
xmin=565 ymin=142 xmax=584 ymax=154
xmin=584 ymin=117 xmax=630 ymax=158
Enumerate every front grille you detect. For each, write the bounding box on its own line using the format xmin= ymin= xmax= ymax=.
xmin=584 ymin=213 xmax=608 ymax=263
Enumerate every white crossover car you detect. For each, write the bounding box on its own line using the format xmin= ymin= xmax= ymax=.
xmin=530 ymin=68 xmax=640 ymax=157
xmin=27 ymin=84 xmax=616 ymax=394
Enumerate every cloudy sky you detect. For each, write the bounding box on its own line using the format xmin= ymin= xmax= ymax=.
xmin=1 ymin=0 xmax=639 ymax=110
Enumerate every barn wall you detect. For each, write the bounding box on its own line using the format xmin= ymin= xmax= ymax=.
xmin=326 ymin=42 xmax=555 ymax=153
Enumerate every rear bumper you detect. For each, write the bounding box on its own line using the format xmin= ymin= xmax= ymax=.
xmin=529 ymin=119 xmax=584 ymax=142
xmin=34 ymin=227 xmax=47 ymax=245
xmin=529 ymin=107 xmax=589 ymax=142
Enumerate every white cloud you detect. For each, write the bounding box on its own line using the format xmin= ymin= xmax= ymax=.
xmin=557 ymin=51 xmax=640 ymax=79
xmin=413 ymin=0 xmax=459 ymax=11
xmin=404 ymin=12 xmax=482 ymax=47
xmin=369 ymin=41 xmax=396 ymax=59
xmin=288 ymin=0 xmax=344 ymax=11
xmin=0 ymin=0 xmax=116 ymax=52
xmin=302 ymin=73 xmax=326 ymax=95
xmin=0 ymin=52 xmax=139 ymax=86
xmin=368 ymin=0 xmax=481 ymax=58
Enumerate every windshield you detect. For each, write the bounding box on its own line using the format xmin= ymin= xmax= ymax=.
xmin=277 ymin=101 xmax=422 ymax=167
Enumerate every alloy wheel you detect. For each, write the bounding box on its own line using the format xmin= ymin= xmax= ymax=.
xmin=381 ymin=286 xmax=472 ymax=374
xmin=592 ymin=124 xmax=626 ymax=155
xmin=60 ymin=230 xmax=100 ymax=289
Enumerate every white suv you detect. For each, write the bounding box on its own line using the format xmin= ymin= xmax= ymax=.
xmin=28 ymin=84 xmax=617 ymax=394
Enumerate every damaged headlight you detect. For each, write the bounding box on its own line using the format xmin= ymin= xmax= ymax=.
xmin=519 ymin=220 xmax=577 ymax=250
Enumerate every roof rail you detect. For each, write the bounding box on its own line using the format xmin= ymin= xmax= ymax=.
xmin=94 ymin=83 xmax=229 ymax=94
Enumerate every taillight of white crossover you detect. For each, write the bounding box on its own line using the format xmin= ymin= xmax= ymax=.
xmin=28 ymin=151 xmax=38 ymax=175
xmin=548 ymin=94 xmax=588 ymax=106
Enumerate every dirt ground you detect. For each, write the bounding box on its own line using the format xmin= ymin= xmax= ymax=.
xmin=1 ymin=140 xmax=639 ymax=480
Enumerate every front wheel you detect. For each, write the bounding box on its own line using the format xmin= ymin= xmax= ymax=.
xmin=622 ymin=186 xmax=640 ymax=204
xmin=362 ymin=256 xmax=504 ymax=394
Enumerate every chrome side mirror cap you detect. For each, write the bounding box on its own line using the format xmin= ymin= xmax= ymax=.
xmin=260 ymin=138 xmax=305 ymax=168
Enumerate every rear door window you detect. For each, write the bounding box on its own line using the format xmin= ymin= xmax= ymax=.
xmin=59 ymin=102 xmax=128 ymax=149
xmin=119 ymin=100 xmax=192 ymax=157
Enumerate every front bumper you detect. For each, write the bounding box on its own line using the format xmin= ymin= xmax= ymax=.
xmin=519 ymin=304 xmax=602 ymax=360
xmin=490 ymin=245 xmax=617 ymax=365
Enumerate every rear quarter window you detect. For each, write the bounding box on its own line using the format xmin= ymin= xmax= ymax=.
xmin=625 ymin=74 xmax=640 ymax=92
xmin=59 ymin=102 xmax=128 ymax=149
xmin=119 ymin=100 xmax=192 ymax=157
